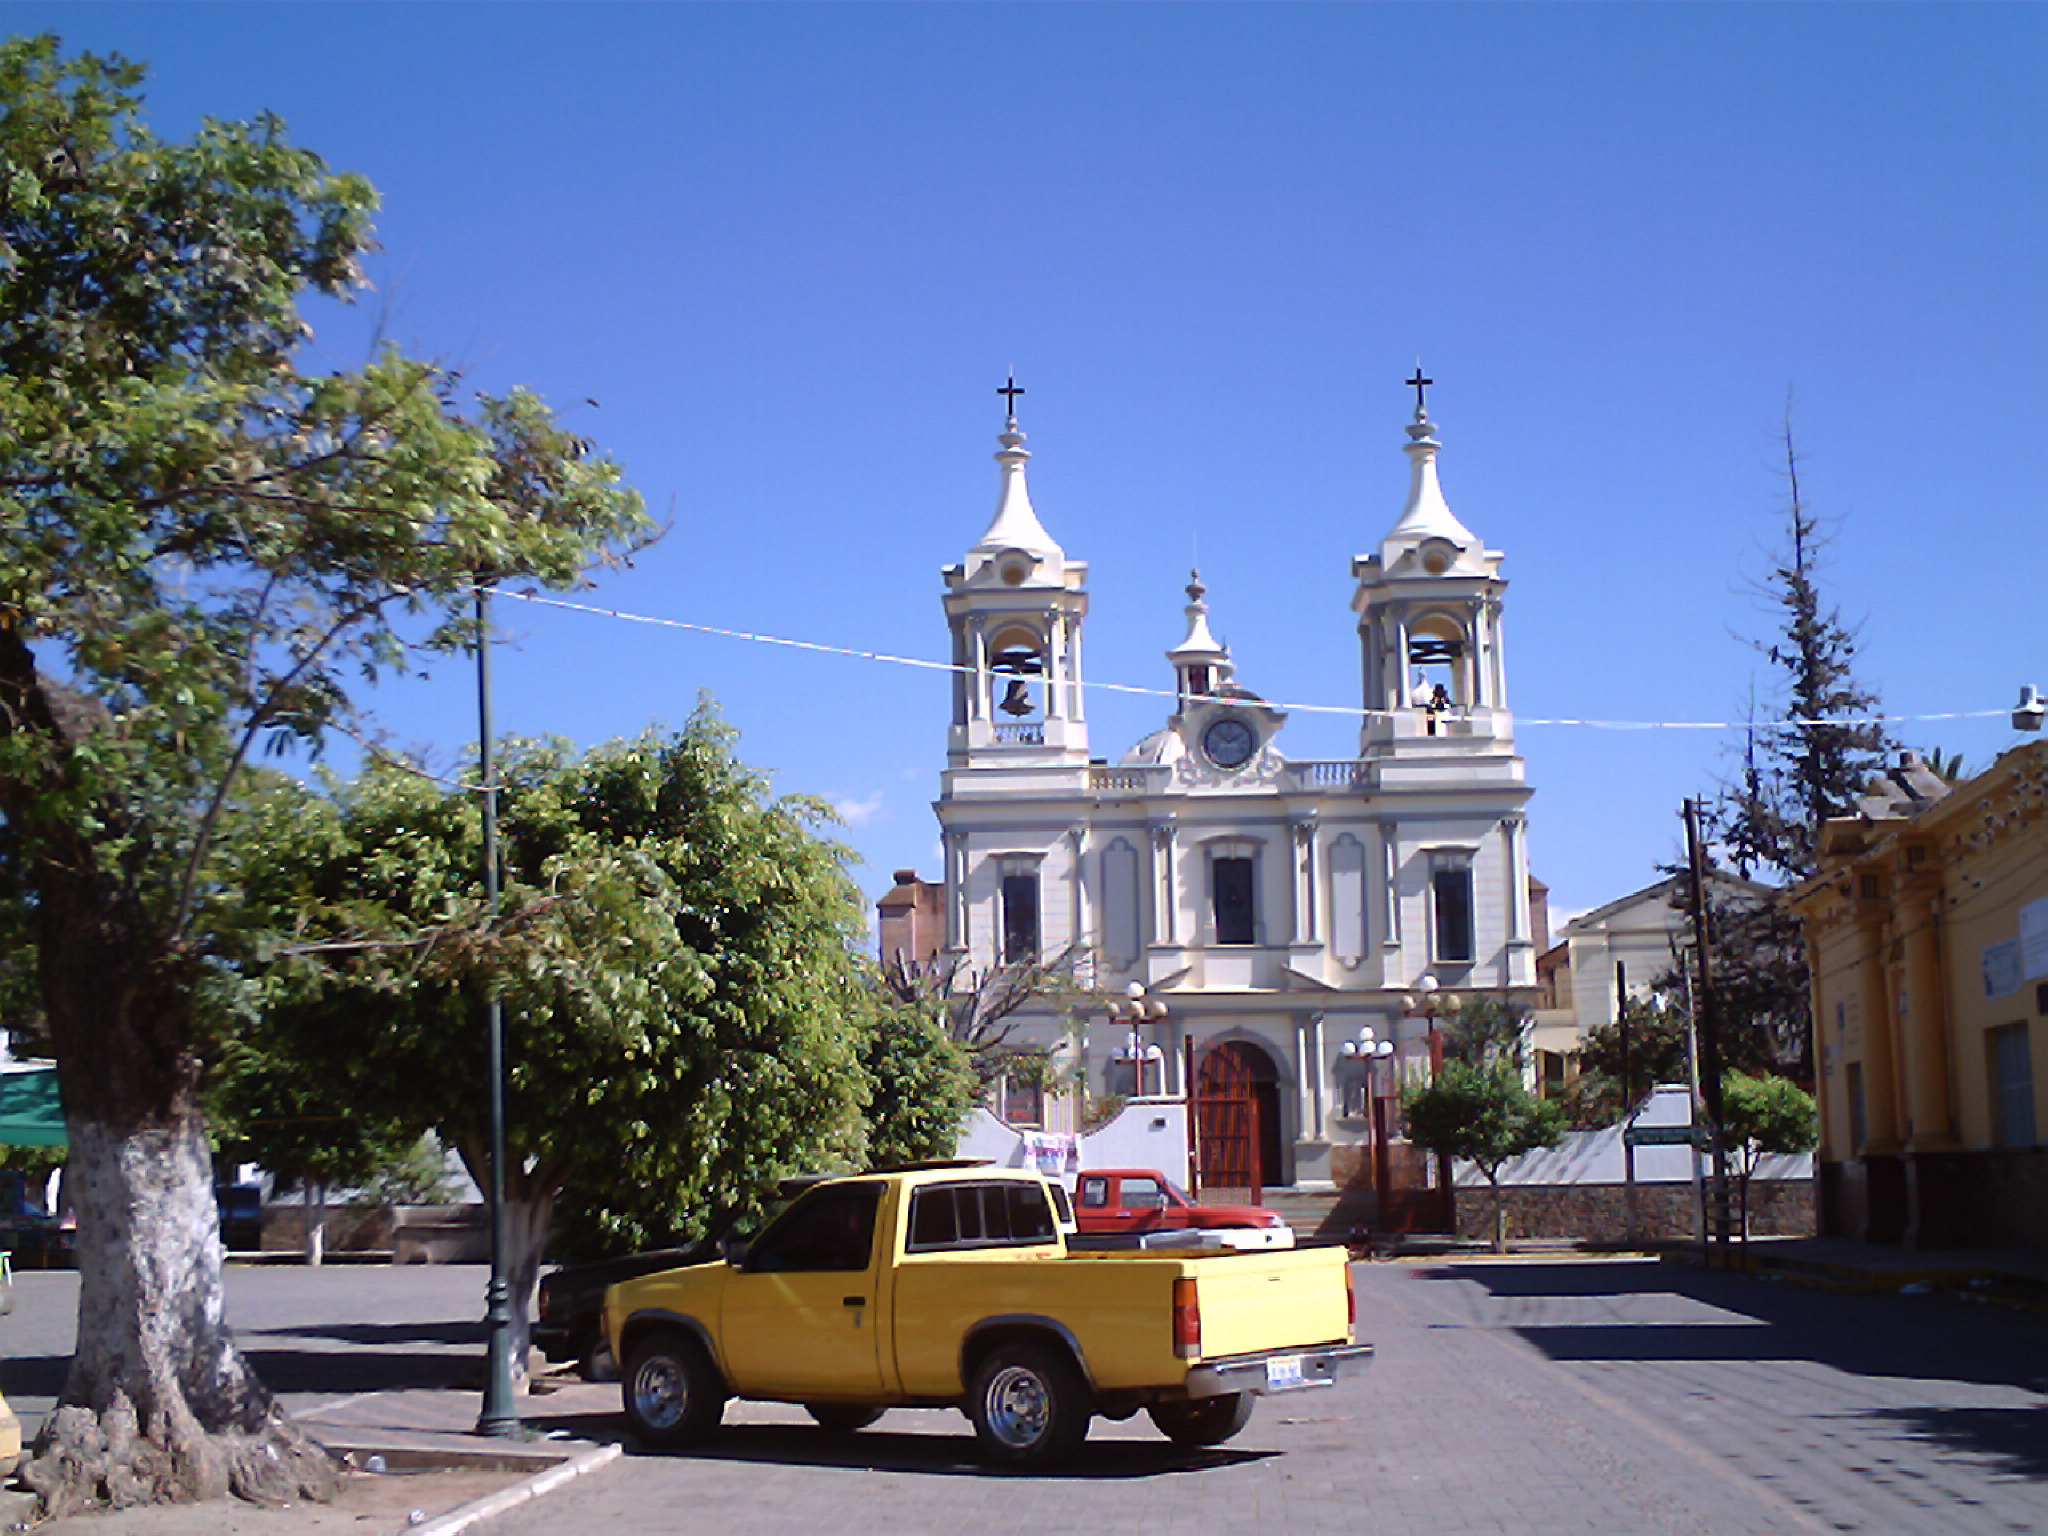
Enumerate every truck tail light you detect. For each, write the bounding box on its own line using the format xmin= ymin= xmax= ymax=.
xmin=1173 ymin=1277 xmax=1201 ymax=1360
xmin=1346 ymin=1265 xmax=1357 ymax=1337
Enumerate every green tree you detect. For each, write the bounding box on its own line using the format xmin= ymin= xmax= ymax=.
xmin=1716 ymin=1071 xmax=1817 ymax=1237
xmin=1562 ymin=995 xmax=1692 ymax=1129
xmin=1716 ymin=415 xmax=1896 ymax=884
xmin=1436 ymin=997 xmax=1534 ymax=1073
xmin=878 ymin=945 xmax=1094 ymax=1091
xmin=1401 ymin=1064 xmax=1565 ymax=1252
xmin=0 ymin=39 xmax=645 ymax=1512
xmin=222 ymin=715 xmax=936 ymax=1358
xmin=1678 ymin=417 xmax=1900 ymax=1088
xmin=858 ymin=988 xmax=978 ymax=1169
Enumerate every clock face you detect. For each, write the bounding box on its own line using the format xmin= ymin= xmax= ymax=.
xmin=1202 ymin=717 xmax=1258 ymax=770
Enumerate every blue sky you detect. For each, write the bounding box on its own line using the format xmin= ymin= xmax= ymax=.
xmin=14 ymin=3 xmax=2046 ymax=928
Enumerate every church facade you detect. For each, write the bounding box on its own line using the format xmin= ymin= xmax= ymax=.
xmin=930 ymin=387 xmax=1538 ymax=1191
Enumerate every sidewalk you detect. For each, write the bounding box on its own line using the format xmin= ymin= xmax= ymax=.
xmin=1674 ymin=1233 xmax=2048 ymax=1310
xmin=1372 ymin=1230 xmax=2048 ymax=1311
xmin=16 ymin=1372 xmax=627 ymax=1536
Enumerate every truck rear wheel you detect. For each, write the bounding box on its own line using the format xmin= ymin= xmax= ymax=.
xmin=1147 ymin=1392 xmax=1255 ymax=1447
xmin=967 ymin=1342 xmax=1092 ymax=1467
xmin=622 ymin=1328 xmax=725 ymax=1448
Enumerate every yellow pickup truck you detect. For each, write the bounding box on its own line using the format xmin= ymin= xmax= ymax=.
xmin=604 ymin=1164 xmax=1370 ymax=1466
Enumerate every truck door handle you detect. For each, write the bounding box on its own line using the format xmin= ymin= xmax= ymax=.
xmin=843 ymin=1296 xmax=866 ymax=1308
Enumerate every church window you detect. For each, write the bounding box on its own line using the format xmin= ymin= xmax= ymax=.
xmin=1001 ymin=873 xmax=1041 ymax=963
xmin=1212 ymin=856 xmax=1256 ymax=945
xmin=1431 ymin=863 xmax=1475 ymax=964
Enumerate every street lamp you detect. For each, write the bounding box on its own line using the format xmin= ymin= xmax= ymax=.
xmin=1405 ymin=975 xmax=1445 ymax=1080
xmin=1339 ymin=1026 xmax=1396 ymax=1228
xmin=1109 ymin=982 xmax=1168 ymax=1096
xmin=473 ymin=583 xmax=519 ymax=1439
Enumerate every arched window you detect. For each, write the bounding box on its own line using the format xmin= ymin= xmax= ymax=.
xmin=1406 ymin=614 xmax=1469 ymax=715
xmin=988 ymin=623 xmax=1046 ymax=729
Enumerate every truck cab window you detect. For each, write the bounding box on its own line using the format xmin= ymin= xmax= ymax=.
xmin=906 ymin=1182 xmax=1056 ymax=1252
xmin=746 ymin=1182 xmax=882 ymax=1272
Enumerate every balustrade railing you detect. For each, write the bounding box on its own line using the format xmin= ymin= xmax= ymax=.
xmin=1283 ymin=760 xmax=1371 ymax=790
xmin=993 ymin=722 xmax=1045 ymax=745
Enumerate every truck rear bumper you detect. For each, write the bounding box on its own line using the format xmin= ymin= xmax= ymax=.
xmin=1185 ymin=1343 xmax=1374 ymax=1399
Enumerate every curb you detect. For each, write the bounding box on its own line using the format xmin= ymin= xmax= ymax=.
xmin=409 ymin=1442 xmax=622 ymax=1536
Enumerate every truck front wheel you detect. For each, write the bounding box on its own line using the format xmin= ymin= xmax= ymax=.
xmin=1147 ymin=1392 xmax=1255 ymax=1447
xmin=968 ymin=1342 xmax=1092 ymax=1467
xmin=622 ymin=1328 xmax=725 ymax=1448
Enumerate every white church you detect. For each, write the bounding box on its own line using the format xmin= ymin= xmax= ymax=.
xmin=916 ymin=380 xmax=1541 ymax=1193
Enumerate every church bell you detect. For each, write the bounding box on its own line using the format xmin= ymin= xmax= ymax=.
xmin=999 ymin=679 xmax=1034 ymax=717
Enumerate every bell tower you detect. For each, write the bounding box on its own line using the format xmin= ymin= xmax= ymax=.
xmin=1351 ymin=373 xmax=1515 ymax=761
xmin=941 ymin=382 xmax=1090 ymax=773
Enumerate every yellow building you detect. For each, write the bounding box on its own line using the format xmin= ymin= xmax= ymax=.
xmin=1788 ymin=743 xmax=2048 ymax=1251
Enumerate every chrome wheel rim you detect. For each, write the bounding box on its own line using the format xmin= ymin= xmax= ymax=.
xmin=632 ymin=1355 xmax=687 ymax=1430
xmin=984 ymin=1365 xmax=1051 ymax=1448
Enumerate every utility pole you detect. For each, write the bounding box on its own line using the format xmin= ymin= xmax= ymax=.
xmin=1618 ymin=960 xmax=1637 ymax=1244
xmin=1683 ymin=799 xmax=1733 ymax=1262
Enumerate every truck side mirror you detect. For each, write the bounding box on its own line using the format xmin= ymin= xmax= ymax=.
xmin=719 ymin=1236 xmax=751 ymax=1268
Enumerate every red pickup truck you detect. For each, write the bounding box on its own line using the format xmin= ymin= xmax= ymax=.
xmin=1071 ymin=1169 xmax=1293 ymax=1249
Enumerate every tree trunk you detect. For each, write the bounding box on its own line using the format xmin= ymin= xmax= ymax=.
xmin=23 ymin=1119 xmax=342 ymax=1516
xmin=14 ymin=850 xmax=343 ymax=1515
xmin=455 ymin=1145 xmax=560 ymax=1390
xmin=504 ymin=1193 xmax=555 ymax=1381
xmin=0 ymin=620 xmax=342 ymax=1515
xmin=303 ymin=1183 xmax=326 ymax=1268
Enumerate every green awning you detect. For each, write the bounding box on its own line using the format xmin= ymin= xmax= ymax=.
xmin=0 ymin=1066 xmax=66 ymax=1149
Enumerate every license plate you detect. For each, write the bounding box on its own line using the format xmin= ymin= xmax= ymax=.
xmin=1265 ymin=1354 xmax=1307 ymax=1391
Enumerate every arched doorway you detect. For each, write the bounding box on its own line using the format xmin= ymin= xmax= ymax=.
xmin=1195 ymin=1040 xmax=1284 ymax=1193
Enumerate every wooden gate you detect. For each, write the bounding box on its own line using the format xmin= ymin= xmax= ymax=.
xmin=1194 ymin=1041 xmax=1282 ymax=1193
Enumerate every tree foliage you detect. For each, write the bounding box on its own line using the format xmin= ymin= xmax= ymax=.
xmin=1401 ymin=1063 xmax=1565 ymax=1251
xmin=1715 ymin=1070 xmax=1817 ymax=1238
xmin=877 ymin=946 xmax=1094 ymax=1090
xmin=1436 ymin=997 xmax=1533 ymax=1074
xmin=1562 ymin=995 xmax=1691 ymax=1129
xmin=0 ymin=36 xmax=646 ymax=1512
xmin=1713 ymin=417 xmax=1896 ymax=886
xmin=1716 ymin=1071 xmax=1818 ymax=1174
xmin=221 ymin=713 xmax=976 ymax=1283
xmin=1669 ymin=420 xmax=1898 ymax=1091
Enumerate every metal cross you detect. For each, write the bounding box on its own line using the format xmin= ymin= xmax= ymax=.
xmin=1407 ymin=365 xmax=1433 ymax=415
xmin=998 ymin=374 xmax=1026 ymax=419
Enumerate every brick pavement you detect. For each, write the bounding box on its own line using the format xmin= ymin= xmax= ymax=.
xmin=469 ymin=1256 xmax=2048 ymax=1536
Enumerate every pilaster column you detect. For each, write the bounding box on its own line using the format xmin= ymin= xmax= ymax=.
xmin=1067 ymin=824 xmax=1089 ymax=958
xmin=1898 ymin=888 xmax=1952 ymax=1149
xmin=1291 ymin=818 xmax=1319 ymax=944
xmin=944 ymin=831 xmax=968 ymax=950
xmin=1299 ymin=1012 xmax=1327 ymax=1141
xmin=1151 ymin=823 xmax=1178 ymax=945
xmin=1854 ymin=912 xmax=1901 ymax=1151
xmin=1044 ymin=606 xmax=1065 ymax=721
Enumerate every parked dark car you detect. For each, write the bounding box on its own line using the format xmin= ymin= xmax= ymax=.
xmin=535 ymin=1243 xmax=719 ymax=1379
xmin=216 ymin=1183 xmax=265 ymax=1252
xmin=0 ymin=1171 xmax=74 ymax=1269
xmin=535 ymin=1176 xmax=834 ymax=1379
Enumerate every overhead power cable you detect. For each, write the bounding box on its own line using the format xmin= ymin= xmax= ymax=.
xmin=498 ymin=590 xmax=2013 ymax=734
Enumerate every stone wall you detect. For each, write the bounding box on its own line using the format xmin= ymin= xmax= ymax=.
xmin=1453 ymin=1178 xmax=1815 ymax=1245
